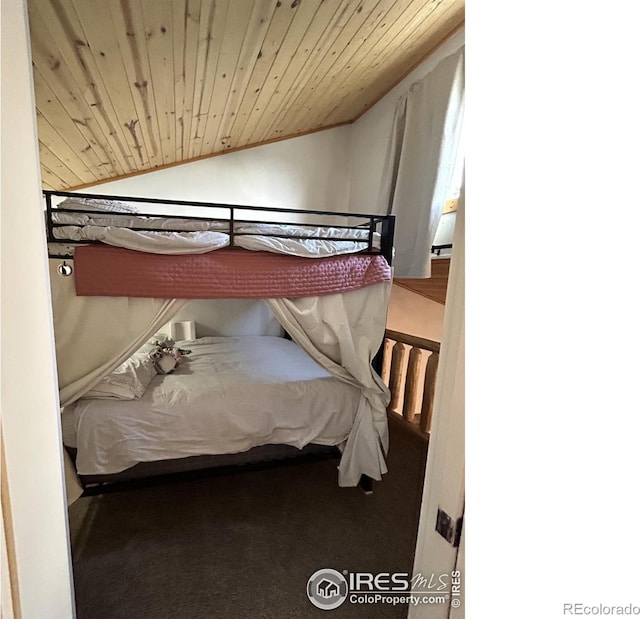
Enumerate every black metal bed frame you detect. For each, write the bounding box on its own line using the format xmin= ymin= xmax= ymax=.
xmin=431 ymin=243 xmax=453 ymax=256
xmin=44 ymin=190 xmax=396 ymax=265
xmin=46 ymin=190 xmax=396 ymax=495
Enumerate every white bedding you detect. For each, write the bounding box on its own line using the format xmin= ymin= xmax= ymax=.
xmin=53 ymin=225 xmax=230 ymax=254
xmin=62 ymin=336 xmax=361 ymax=476
xmin=51 ymin=211 xmax=380 ymax=257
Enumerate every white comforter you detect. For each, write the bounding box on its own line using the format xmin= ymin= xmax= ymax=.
xmin=62 ymin=336 xmax=361 ymax=475
xmin=51 ymin=212 xmax=380 ymax=257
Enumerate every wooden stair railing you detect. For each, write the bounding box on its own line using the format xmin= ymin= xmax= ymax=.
xmin=383 ymin=329 xmax=440 ymax=435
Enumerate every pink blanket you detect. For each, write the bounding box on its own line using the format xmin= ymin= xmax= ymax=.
xmin=74 ymin=246 xmax=391 ymax=298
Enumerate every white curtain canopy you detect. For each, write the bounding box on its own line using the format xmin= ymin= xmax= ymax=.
xmin=50 ymin=260 xmax=187 ymax=502
xmin=379 ymin=47 xmax=465 ymax=278
xmin=267 ymin=281 xmax=392 ymax=487
xmin=49 ymin=260 xmax=186 ymax=408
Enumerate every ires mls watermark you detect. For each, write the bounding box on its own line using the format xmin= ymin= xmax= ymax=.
xmin=306 ymin=569 xmax=463 ymax=611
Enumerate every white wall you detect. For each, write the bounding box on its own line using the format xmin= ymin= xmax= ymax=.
xmin=1 ymin=0 xmax=76 ymax=616
xmin=386 ymin=285 xmax=445 ymax=342
xmin=160 ymin=300 xmax=283 ymax=338
xmin=347 ymin=27 xmax=465 ymax=215
xmin=82 ymin=126 xmax=353 ymax=215
xmin=409 ymin=184 xmax=465 ymax=619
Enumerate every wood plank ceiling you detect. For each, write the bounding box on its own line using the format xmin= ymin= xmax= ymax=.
xmin=28 ymin=0 xmax=464 ymax=191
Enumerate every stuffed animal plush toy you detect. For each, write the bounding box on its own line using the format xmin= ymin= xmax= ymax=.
xmin=148 ymin=344 xmax=192 ymax=374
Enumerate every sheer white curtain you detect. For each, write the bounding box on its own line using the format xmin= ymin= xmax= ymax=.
xmin=50 ymin=261 xmax=186 ymax=501
xmin=49 ymin=261 xmax=186 ymax=407
xmin=379 ymin=47 xmax=464 ymax=277
xmin=266 ymin=281 xmax=392 ymax=486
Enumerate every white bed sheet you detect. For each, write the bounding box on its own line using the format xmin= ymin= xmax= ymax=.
xmin=51 ymin=212 xmax=381 ymax=257
xmin=62 ymin=336 xmax=361 ymax=475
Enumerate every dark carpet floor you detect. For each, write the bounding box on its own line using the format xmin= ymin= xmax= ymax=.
xmin=68 ymin=416 xmax=428 ymax=619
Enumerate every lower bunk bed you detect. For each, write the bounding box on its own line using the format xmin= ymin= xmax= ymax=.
xmin=62 ymin=335 xmax=356 ymax=488
xmin=46 ymin=191 xmax=395 ymax=499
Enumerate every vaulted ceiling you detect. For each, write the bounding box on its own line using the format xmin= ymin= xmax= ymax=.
xmin=28 ymin=0 xmax=464 ymax=191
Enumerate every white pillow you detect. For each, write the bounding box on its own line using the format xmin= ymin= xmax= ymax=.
xmin=83 ymin=354 xmax=157 ymax=400
xmin=58 ymin=197 xmax=140 ymax=214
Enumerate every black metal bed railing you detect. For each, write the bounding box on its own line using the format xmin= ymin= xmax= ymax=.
xmin=431 ymin=243 xmax=453 ymax=256
xmin=44 ymin=190 xmax=396 ymax=264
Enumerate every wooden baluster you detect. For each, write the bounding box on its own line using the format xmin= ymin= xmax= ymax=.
xmin=387 ymin=342 xmax=406 ymax=414
xmin=403 ymin=347 xmax=423 ymax=420
xmin=381 ymin=338 xmax=392 ymax=385
xmin=420 ymin=351 xmax=439 ymax=433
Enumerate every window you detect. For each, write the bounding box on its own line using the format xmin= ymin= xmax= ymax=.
xmin=432 ymin=126 xmax=465 ymax=257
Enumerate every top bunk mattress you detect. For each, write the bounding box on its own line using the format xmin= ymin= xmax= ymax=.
xmin=62 ymin=336 xmax=361 ymax=476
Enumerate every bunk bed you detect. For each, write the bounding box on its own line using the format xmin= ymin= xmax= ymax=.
xmin=46 ymin=191 xmax=395 ymax=493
